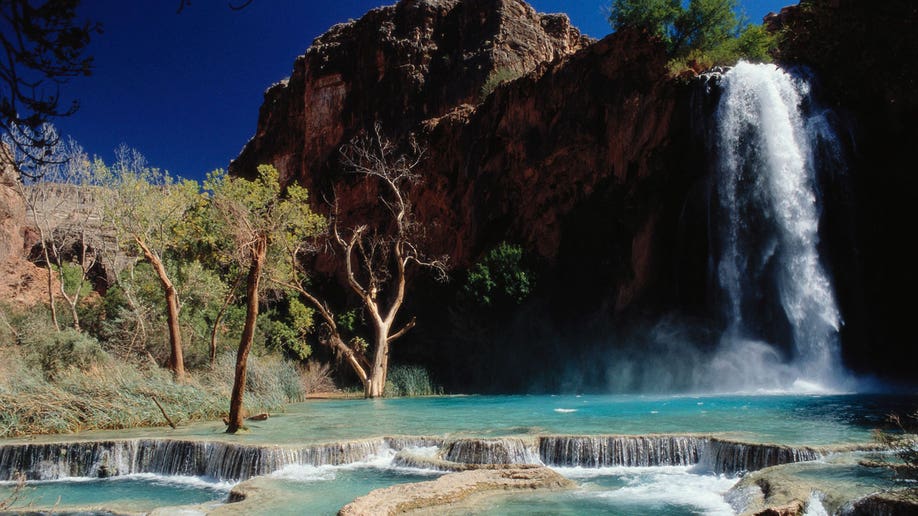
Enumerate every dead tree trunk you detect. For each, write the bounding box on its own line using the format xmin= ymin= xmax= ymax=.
xmin=226 ymin=236 xmax=266 ymax=434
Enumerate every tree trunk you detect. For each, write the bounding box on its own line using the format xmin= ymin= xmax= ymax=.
xmin=226 ymin=237 xmax=266 ymax=434
xmin=364 ymin=325 xmax=390 ymax=398
xmin=39 ymin=235 xmax=59 ymax=331
xmin=136 ymin=238 xmax=184 ymax=381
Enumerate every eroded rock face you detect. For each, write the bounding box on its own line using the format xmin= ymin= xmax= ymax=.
xmin=230 ymin=0 xmax=591 ymax=189
xmin=228 ymin=0 xmax=707 ymax=391
xmin=231 ymin=0 xmax=689 ymax=308
xmin=0 ymin=159 xmax=24 ymax=265
xmin=0 ymin=158 xmax=52 ymax=307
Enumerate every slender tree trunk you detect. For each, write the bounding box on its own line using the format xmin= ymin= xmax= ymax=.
xmin=365 ymin=323 xmax=390 ymax=398
xmin=136 ymin=238 xmax=184 ymax=381
xmin=38 ymin=235 xmax=59 ymax=331
xmin=227 ymin=237 xmax=266 ymax=434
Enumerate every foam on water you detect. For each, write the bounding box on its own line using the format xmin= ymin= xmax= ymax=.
xmin=589 ymin=467 xmax=737 ymax=515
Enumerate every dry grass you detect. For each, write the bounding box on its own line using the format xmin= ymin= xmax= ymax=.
xmin=0 ymin=347 xmax=304 ymax=438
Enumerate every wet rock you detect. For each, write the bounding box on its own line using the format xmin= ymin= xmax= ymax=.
xmin=338 ymin=466 xmax=573 ymax=515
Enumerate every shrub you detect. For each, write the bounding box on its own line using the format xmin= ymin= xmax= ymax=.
xmin=385 ymin=365 xmax=442 ymax=397
xmin=480 ymin=68 xmax=524 ymax=99
xmin=22 ymin=327 xmax=110 ymax=379
xmin=299 ymin=360 xmax=335 ymax=394
xmin=464 ymin=242 xmax=532 ymax=307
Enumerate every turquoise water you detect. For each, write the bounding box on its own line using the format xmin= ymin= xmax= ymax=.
xmin=1 ymin=394 xmax=913 ymax=514
xmin=244 ymin=464 xmax=439 ymax=515
xmin=0 ymin=474 xmax=229 ymax=512
xmin=17 ymin=393 xmax=907 ymax=446
xmin=449 ymin=466 xmax=738 ymax=515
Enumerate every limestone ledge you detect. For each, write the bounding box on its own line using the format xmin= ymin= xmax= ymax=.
xmin=338 ymin=466 xmax=574 ymax=516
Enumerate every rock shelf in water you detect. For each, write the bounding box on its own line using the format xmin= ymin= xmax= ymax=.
xmin=338 ymin=467 xmax=574 ymax=515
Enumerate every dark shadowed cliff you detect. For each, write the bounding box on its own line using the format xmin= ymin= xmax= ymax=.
xmin=232 ymin=0 xmax=917 ymax=390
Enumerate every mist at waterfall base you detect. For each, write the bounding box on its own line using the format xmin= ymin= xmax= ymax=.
xmin=562 ymin=62 xmax=856 ymax=395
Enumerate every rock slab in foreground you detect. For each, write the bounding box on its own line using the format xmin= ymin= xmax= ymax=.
xmin=338 ymin=466 xmax=573 ymax=515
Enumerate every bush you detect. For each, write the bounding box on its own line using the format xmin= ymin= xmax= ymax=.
xmin=21 ymin=327 xmax=110 ymax=379
xmin=0 ymin=349 xmax=307 ymax=437
xmin=464 ymin=242 xmax=532 ymax=307
xmin=385 ymin=365 xmax=442 ymax=397
xmin=299 ymin=360 xmax=336 ymax=394
xmin=480 ymin=68 xmax=524 ymax=99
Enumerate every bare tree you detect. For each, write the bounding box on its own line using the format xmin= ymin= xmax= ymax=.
xmin=7 ymin=129 xmax=107 ymax=330
xmin=327 ymin=123 xmax=447 ymax=398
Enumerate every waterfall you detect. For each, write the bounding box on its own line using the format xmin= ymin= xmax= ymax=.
xmin=712 ymin=61 xmax=845 ymax=391
xmin=538 ymin=435 xmax=701 ymax=469
xmin=442 ymin=438 xmax=539 ymax=465
xmin=537 ymin=435 xmax=820 ymax=475
xmin=0 ymin=435 xmax=827 ymax=481
xmin=0 ymin=437 xmax=443 ymax=482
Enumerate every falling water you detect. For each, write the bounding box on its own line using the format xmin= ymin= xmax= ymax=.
xmin=713 ymin=61 xmax=844 ymax=391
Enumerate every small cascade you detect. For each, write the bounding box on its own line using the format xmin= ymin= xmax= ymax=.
xmin=538 ymin=435 xmax=702 ymax=468
xmin=0 ymin=438 xmax=414 ymax=482
xmin=698 ymin=438 xmax=820 ymax=475
xmin=0 ymin=435 xmax=825 ymax=482
xmin=710 ymin=61 xmax=846 ymax=390
xmin=442 ymin=438 xmax=539 ymax=465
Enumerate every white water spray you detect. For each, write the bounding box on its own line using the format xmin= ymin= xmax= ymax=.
xmin=713 ymin=61 xmax=844 ymax=391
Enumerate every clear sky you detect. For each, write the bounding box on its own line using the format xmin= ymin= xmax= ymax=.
xmin=55 ymin=0 xmax=792 ymax=181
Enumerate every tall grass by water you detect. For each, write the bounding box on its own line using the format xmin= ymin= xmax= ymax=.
xmin=0 ymin=307 xmax=307 ymax=438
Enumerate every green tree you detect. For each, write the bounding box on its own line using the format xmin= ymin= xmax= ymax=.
xmin=206 ymin=164 xmax=324 ymax=433
xmin=609 ymin=0 xmax=775 ymax=63
xmin=103 ymin=146 xmax=202 ymax=380
xmin=464 ymin=242 xmax=532 ymax=307
xmin=608 ymin=0 xmax=681 ymax=43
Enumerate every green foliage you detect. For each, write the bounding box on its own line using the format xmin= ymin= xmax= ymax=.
xmin=103 ymin=150 xmax=203 ymax=261
xmin=22 ymin=328 xmax=109 ymax=379
xmin=0 ymin=303 xmax=306 ymax=437
xmin=258 ymin=302 xmax=313 ymax=361
xmin=463 ymin=242 xmax=532 ymax=307
xmin=609 ymin=0 xmax=777 ymax=65
xmin=609 ymin=0 xmax=681 ymax=40
xmin=337 ymin=308 xmax=363 ymax=333
xmin=384 ymin=365 xmax=442 ymax=397
xmin=57 ymin=260 xmax=93 ymax=299
xmin=480 ymin=68 xmax=525 ymax=99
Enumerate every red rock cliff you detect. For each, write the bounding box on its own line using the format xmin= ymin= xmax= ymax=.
xmin=230 ymin=0 xmax=590 ymax=187
xmin=230 ymin=0 xmax=693 ymax=314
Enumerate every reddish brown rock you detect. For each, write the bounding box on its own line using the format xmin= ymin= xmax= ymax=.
xmin=231 ymin=0 xmax=691 ymax=316
xmin=0 ymin=158 xmax=56 ymax=307
xmin=231 ymin=0 xmax=591 ymax=187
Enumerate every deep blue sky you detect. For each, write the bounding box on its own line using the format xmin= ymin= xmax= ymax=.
xmin=55 ymin=0 xmax=790 ymax=181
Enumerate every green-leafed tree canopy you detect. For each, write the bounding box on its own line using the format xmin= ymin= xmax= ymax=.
xmin=609 ymin=0 xmax=776 ymax=66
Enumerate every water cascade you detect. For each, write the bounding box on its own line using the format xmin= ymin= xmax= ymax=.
xmin=538 ymin=436 xmax=820 ymax=475
xmin=711 ymin=61 xmax=846 ymax=391
xmin=0 ymin=435 xmax=825 ymax=482
xmin=0 ymin=437 xmax=442 ymax=482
